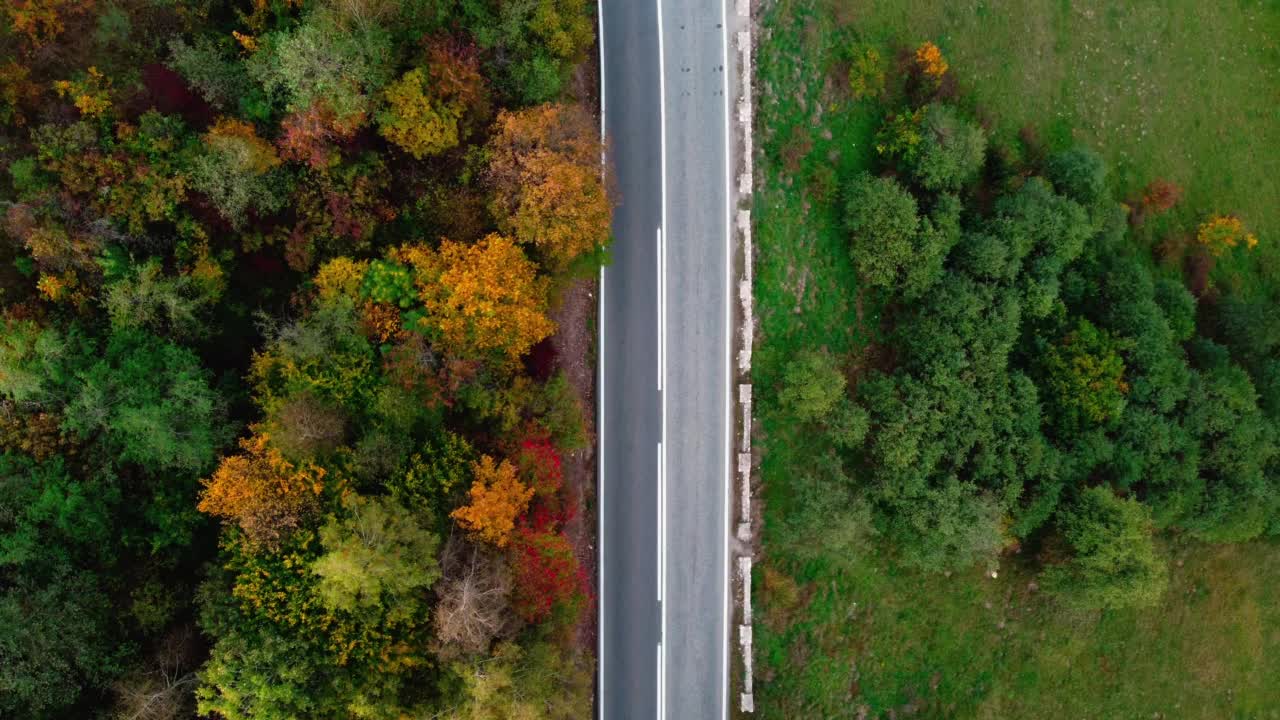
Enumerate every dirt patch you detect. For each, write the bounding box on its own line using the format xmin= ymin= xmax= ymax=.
xmin=549 ymin=275 xmax=599 ymax=660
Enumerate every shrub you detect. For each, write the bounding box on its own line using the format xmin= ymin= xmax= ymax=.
xmin=914 ymin=41 xmax=949 ymax=82
xmin=778 ymin=349 xmax=846 ymax=423
xmin=1196 ymin=214 xmax=1258 ymax=256
xmin=848 ymin=46 xmax=885 ymax=101
xmin=874 ymin=107 xmax=924 ymax=161
xmin=1140 ymin=178 xmax=1183 ymax=215
xmin=510 ymin=529 xmax=583 ymax=624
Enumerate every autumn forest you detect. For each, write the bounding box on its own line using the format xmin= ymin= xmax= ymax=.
xmin=0 ymin=0 xmax=607 ymax=717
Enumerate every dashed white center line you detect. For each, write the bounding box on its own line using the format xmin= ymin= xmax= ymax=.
xmin=657 ymin=227 xmax=665 ymax=392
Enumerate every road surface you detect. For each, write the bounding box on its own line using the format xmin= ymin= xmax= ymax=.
xmin=598 ymin=0 xmax=732 ymax=718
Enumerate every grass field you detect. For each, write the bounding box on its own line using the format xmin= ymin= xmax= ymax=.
xmin=752 ymin=0 xmax=1280 ymax=717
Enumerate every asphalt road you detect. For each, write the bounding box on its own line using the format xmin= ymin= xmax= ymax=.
xmin=599 ymin=0 xmax=731 ymax=718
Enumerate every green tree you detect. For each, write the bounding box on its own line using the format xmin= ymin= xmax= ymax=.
xmin=1046 ymin=146 xmax=1108 ymax=207
xmin=0 ymin=453 xmax=115 ymax=569
xmin=1042 ymin=318 xmax=1132 ymax=431
xmin=0 ymin=321 xmax=89 ymax=407
xmin=103 ymin=257 xmax=223 ymax=340
xmin=461 ymin=0 xmax=595 ymax=104
xmin=250 ymin=298 xmax=380 ymax=416
xmin=843 ymin=172 xmax=921 ymax=292
xmin=908 ymin=103 xmax=987 ymax=191
xmin=1044 ymin=486 xmax=1167 ymax=610
xmin=248 ymin=9 xmax=396 ymax=126
xmin=168 ymin=37 xmax=257 ymax=111
xmin=988 ymin=177 xmax=1092 ymax=318
xmin=1181 ymin=361 xmax=1278 ymax=542
xmin=388 ymin=431 xmax=475 ymax=525
xmin=0 ymin=568 xmax=120 ymax=719
xmin=312 ymin=495 xmax=441 ymax=622
xmin=64 ymin=329 xmax=229 ymax=473
xmin=0 ymin=454 xmax=122 ymax=719
xmin=889 ymin=477 xmax=1005 ymax=573
xmin=196 ymin=629 xmax=338 ymax=720
xmin=190 ymin=119 xmax=289 ymax=228
xmin=443 ymin=640 xmax=592 ymax=720
xmin=903 ymin=193 xmax=962 ymax=299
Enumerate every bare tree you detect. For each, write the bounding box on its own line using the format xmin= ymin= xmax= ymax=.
xmin=111 ymin=625 xmax=199 ymax=720
xmin=432 ymin=536 xmax=521 ymax=660
xmin=271 ymin=391 xmax=347 ymax=459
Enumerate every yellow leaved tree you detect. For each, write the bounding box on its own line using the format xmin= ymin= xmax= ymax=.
xmin=487 ymin=103 xmax=610 ymax=270
xmin=377 ymin=68 xmax=462 ymax=159
xmin=450 ymin=455 xmax=534 ymax=548
xmin=400 ymin=234 xmax=555 ymax=362
xmin=197 ymin=431 xmax=325 ymax=548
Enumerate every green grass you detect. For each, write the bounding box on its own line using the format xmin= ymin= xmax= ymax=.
xmin=752 ymin=0 xmax=1280 ymax=717
xmin=756 ymin=536 xmax=1280 ymax=719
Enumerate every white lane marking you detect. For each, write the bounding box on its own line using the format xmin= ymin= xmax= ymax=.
xmin=657 ymin=642 xmax=665 ymax=720
xmin=719 ymin=0 xmax=734 ymax=717
xmin=656 ymin=0 xmax=669 ymax=717
xmin=657 ymin=227 xmax=664 ymax=392
xmin=656 ymin=0 xmax=668 ymax=228
xmin=657 ymin=442 xmax=664 ymax=601
xmin=596 ymin=1 xmax=607 ymax=717
xmin=597 ymin=0 xmax=606 ymax=155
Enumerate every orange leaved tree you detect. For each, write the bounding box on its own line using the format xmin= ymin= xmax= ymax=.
xmin=402 ymin=234 xmax=555 ymax=362
xmin=487 ymin=103 xmax=609 ymax=270
xmin=197 ymin=431 xmax=325 ymax=547
xmin=451 ymin=455 xmax=534 ymax=548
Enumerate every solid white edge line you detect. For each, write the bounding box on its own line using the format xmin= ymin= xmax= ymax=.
xmin=719 ymin=0 xmax=734 ymax=717
xmin=596 ymin=0 xmax=606 ymax=717
xmin=655 ymin=0 xmax=669 ymax=718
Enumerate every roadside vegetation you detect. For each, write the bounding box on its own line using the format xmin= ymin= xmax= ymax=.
xmin=0 ymin=1 xmax=604 ymax=718
xmin=753 ymin=0 xmax=1280 ymax=716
